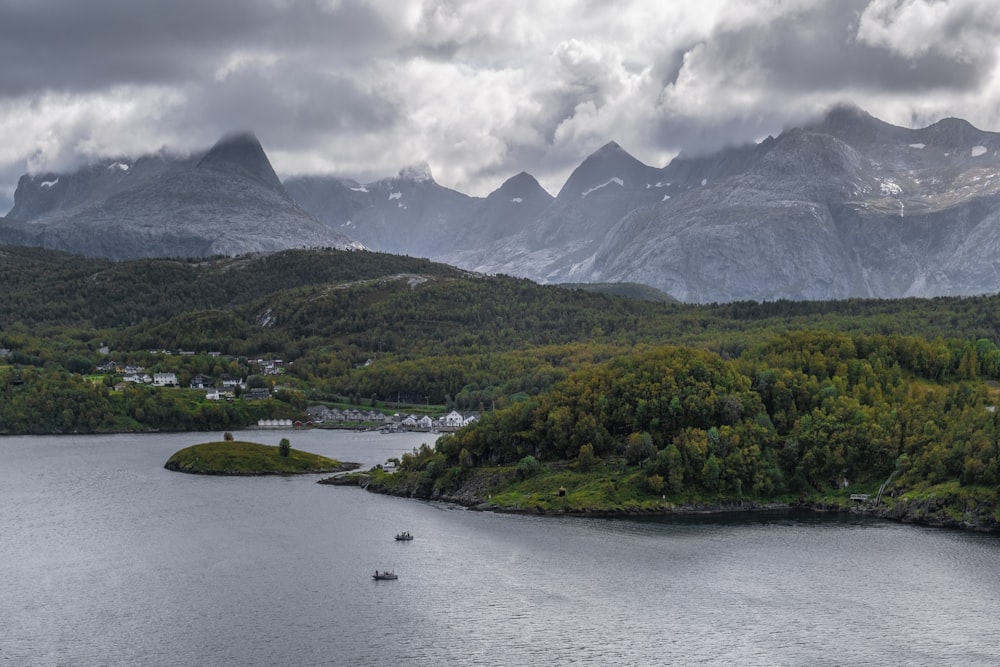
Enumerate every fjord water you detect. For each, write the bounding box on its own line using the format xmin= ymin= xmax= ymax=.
xmin=3 ymin=431 xmax=999 ymax=666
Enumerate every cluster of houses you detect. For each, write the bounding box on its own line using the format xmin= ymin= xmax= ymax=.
xmin=304 ymin=406 xmax=478 ymax=432
xmin=96 ymin=361 xmax=171 ymax=385
xmin=91 ymin=361 xmax=479 ymax=429
xmin=95 ymin=361 xmax=276 ymax=400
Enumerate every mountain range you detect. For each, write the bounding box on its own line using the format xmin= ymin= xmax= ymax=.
xmin=0 ymin=132 xmax=359 ymax=259
xmin=4 ymin=105 xmax=1000 ymax=302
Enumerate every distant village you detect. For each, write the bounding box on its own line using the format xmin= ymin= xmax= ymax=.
xmin=294 ymin=407 xmax=478 ymax=432
xmin=93 ymin=356 xmax=479 ymax=432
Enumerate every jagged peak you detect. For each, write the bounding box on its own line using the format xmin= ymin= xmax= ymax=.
xmin=398 ymin=161 xmax=434 ymax=183
xmin=196 ymin=130 xmax=283 ymax=190
xmin=800 ymin=102 xmax=909 ymax=148
xmin=555 ymin=140 xmax=654 ymax=199
xmin=501 ymin=171 xmax=541 ymax=189
xmin=579 ymin=140 xmax=644 ymax=167
xmin=489 ymin=171 xmax=553 ymax=200
xmin=595 ymin=140 xmax=624 ymax=155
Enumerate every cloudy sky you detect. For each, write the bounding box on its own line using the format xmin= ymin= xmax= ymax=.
xmin=2 ymin=0 xmax=1000 ymax=212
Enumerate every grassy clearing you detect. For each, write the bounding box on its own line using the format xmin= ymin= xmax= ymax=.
xmin=165 ymin=440 xmax=355 ymax=475
xmin=489 ymin=465 xmax=691 ymax=513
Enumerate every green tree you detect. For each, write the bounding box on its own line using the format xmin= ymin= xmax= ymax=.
xmin=645 ymin=474 xmax=665 ymax=495
xmin=279 ymin=437 xmax=291 ymax=457
xmin=702 ymin=454 xmax=723 ymax=492
xmin=516 ymin=455 xmax=541 ymax=480
xmin=625 ymin=432 xmax=655 ymax=466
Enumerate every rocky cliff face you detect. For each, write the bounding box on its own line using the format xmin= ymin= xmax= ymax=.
xmin=459 ymin=106 xmax=1000 ymax=301
xmin=284 ymin=163 xmax=476 ymax=258
xmin=288 ymin=105 xmax=1000 ymax=302
xmin=0 ymin=132 xmax=360 ymax=260
xmin=653 ymin=106 xmax=1000 ymax=302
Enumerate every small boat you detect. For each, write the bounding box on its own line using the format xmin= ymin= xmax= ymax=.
xmin=372 ymin=570 xmax=398 ymax=580
xmin=394 ymin=531 xmax=413 ymax=541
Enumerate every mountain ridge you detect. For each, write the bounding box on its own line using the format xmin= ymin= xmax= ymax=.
xmin=6 ymin=105 xmax=1000 ymax=302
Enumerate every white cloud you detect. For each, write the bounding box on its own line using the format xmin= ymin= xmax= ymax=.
xmin=857 ymin=0 xmax=1000 ymax=61
xmin=0 ymin=86 xmax=187 ymax=176
xmin=2 ymin=0 xmax=1000 ymax=213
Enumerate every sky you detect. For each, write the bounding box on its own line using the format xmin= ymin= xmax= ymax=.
xmin=2 ymin=0 xmax=1000 ymax=212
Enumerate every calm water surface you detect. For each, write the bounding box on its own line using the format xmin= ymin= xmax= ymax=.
xmin=2 ymin=430 xmax=999 ymax=666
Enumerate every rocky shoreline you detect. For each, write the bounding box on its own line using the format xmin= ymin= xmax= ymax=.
xmin=321 ymin=469 xmax=1000 ymax=533
xmin=166 ymin=459 xmax=360 ymax=476
xmin=806 ymin=497 xmax=1000 ymax=533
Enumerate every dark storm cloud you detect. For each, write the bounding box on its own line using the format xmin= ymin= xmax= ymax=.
xmin=0 ymin=0 xmax=393 ymax=95
xmin=649 ymin=0 xmax=1000 ymax=158
xmin=730 ymin=1 xmax=991 ymax=93
xmin=177 ymin=63 xmax=400 ymax=150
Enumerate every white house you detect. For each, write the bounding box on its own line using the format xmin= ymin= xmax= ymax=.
xmin=443 ymin=410 xmax=465 ymax=428
xmin=153 ymin=372 xmax=178 ymax=387
xmin=220 ymin=374 xmax=245 ymax=389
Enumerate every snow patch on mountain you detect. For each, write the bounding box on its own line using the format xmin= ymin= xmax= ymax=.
xmin=581 ymin=177 xmax=623 ymax=197
xmin=879 ymin=179 xmax=902 ymax=196
xmin=40 ymin=178 xmax=59 ymax=188
xmin=389 ymin=191 xmax=402 ymax=200
xmin=972 ymin=146 xmax=988 ymax=157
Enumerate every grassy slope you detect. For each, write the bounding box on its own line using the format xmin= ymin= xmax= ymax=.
xmin=164 ymin=440 xmax=358 ymax=475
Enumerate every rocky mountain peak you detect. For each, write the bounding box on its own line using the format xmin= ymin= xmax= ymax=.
xmin=557 ymin=140 xmax=658 ymax=200
xmin=196 ymin=131 xmax=283 ymax=190
xmin=595 ymin=140 xmax=624 ymax=155
xmin=806 ymin=102 xmax=907 ymax=147
xmin=489 ymin=171 xmax=552 ymax=201
xmin=918 ymin=116 xmax=986 ymax=150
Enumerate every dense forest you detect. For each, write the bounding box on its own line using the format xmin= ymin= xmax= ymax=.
xmin=439 ymin=331 xmax=1000 ymax=493
xmin=2 ymin=245 xmax=1000 ymax=526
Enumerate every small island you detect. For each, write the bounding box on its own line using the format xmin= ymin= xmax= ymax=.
xmin=164 ymin=436 xmax=359 ymax=476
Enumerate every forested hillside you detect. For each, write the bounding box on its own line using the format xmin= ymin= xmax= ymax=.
xmin=2 ymin=244 xmax=1000 ymax=528
xmin=441 ymin=331 xmax=999 ymax=493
